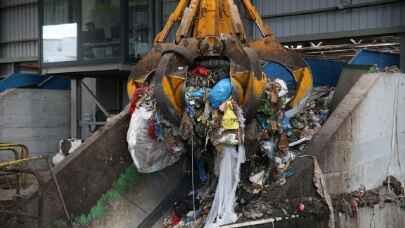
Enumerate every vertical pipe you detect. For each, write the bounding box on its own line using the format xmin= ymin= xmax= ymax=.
xmin=38 ymin=0 xmax=44 ymax=68
xmin=71 ymin=78 xmax=82 ymax=139
xmin=401 ymin=34 xmax=405 ymax=73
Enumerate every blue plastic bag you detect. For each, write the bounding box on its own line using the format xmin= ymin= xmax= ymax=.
xmin=208 ymin=78 xmax=233 ymax=109
xmin=190 ymin=88 xmax=205 ymax=97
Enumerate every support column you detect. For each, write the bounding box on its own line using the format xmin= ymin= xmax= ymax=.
xmin=401 ymin=34 xmax=405 ymax=73
xmin=71 ymin=78 xmax=82 ymax=139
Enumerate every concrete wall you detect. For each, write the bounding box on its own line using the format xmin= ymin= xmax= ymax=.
xmin=0 ymin=88 xmax=70 ymax=157
xmin=320 ymin=74 xmax=405 ymax=194
xmin=302 ymin=72 xmax=405 ymax=228
xmin=40 ymin=111 xmax=132 ymax=228
xmin=314 ymin=73 xmax=405 ymax=228
xmin=336 ymin=204 xmax=405 ymax=228
xmin=88 ymin=162 xmax=184 ymax=228
xmin=321 ymin=73 xmax=405 ymax=194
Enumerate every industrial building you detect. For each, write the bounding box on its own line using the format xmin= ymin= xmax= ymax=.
xmin=0 ymin=0 xmax=404 ymax=228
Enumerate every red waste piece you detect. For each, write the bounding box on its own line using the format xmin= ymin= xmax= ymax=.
xmin=296 ymin=203 xmax=305 ymax=213
xmin=192 ymin=66 xmax=209 ymax=77
xmin=351 ymin=198 xmax=359 ymax=217
xmin=147 ymin=118 xmax=157 ymax=139
xmin=171 ymin=211 xmax=181 ymax=225
xmin=129 ymin=86 xmax=148 ymax=114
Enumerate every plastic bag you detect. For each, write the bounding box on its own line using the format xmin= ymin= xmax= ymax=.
xmin=192 ymin=65 xmax=209 ymax=77
xmin=213 ymin=133 xmax=239 ymax=146
xmin=127 ymin=107 xmax=184 ymax=173
xmin=275 ymin=78 xmax=288 ymax=97
xmin=222 ymin=102 xmax=239 ymax=130
xmin=204 ymin=145 xmax=246 ymax=227
xmin=260 ymin=140 xmax=277 ymax=159
xmin=249 ymin=170 xmax=266 ymax=186
xmin=208 ymin=78 xmax=233 ymax=109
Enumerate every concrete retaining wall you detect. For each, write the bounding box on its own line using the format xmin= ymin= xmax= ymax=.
xmin=37 ymin=110 xmax=185 ymax=228
xmin=88 ymin=162 xmax=184 ymax=228
xmin=0 ymin=89 xmax=70 ymax=158
xmin=320 ymin=73 xmax=405 ymax=194
xmin=336 ymin=204 xmax=405 ymax=228
xmin=40 ymin=111 xmax=132 ymax=227
xmin=311 ymin=73 xmax=405 ymax=228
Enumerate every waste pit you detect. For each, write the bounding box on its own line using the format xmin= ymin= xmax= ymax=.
xmin=127 ymin=60 xmax=336 ymax=227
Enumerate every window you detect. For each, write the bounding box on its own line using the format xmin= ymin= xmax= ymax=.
xmin=162 ymin=0 xmax=178 ymax=42
xmin=41 ymin=0 xmax=158 ymax=65
xmin=81 ymin=0 xmax=121 ymax=60
xmin=42 ymin=0 xmax=78 ymax=63
xmin=43 ymin=0 xmax=76 ymax=25
xmin=43 ymin=23 xmax=78 ymax=63
xmin=128 ymin=0 xmax=152 ymax=61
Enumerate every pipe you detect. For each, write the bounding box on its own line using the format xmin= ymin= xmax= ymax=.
xmin=292 ymin=42 xmax=400 ymax=52
xmin=81 ymin=80 xmax=111 ymax=118
xmin=47 ymin=160 xmax=73 ymax=228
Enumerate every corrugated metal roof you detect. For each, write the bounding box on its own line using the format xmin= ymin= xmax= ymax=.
xmin=0 ymin=0 xmax=403 ymax=63
xmin=254 ymin=0 xmax=405 ymax=42
xmin=0 ymin=0 xmax=38 ymax=62
xmin=255 ymin=0 xmax=396 ymax=15
xmin=0 ymin=0 xmax=37 ymax=8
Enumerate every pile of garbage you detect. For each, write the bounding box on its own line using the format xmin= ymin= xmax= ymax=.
xmin=332 ymin=176 xmax=405 ymax=217
xmin=287 ymin=86 xmax=335 ymax=154
xmin=127 ymin=63 xmax=335 ymax=227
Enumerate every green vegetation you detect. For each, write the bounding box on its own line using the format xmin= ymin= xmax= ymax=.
xmin=73 ymin=166 xmax=138 ymax=226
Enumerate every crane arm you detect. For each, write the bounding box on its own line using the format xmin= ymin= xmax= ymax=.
xmin=227 ymin=0 xmax=247 ymax=41
xmin=176 ymin=0 xmax=201 ymax=43
xmin=154 ymin=0 xmax=190 ymax=43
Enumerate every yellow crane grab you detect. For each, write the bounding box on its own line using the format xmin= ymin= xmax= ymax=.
xmin=128 ymin=0 xmax=312 ymax=123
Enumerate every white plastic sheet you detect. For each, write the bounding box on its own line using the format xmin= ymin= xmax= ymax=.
xmin=127 ymin=107 xmax=183 ymax=173
xmin=204 ymin=145 xmax=246 ymax=227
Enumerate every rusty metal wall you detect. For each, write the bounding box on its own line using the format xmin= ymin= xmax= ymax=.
xmin=0 ymin=0 xmax=38 ymax=63
xmin=254 ymin=0 xmax=405 ymax=42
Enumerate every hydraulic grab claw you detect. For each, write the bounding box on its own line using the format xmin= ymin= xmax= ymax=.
xmin=128 ymin=0 xmax=312 ymax=123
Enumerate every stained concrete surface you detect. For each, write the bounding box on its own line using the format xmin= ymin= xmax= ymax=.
xmin=88 ymin=162 xmax=184 ymax=228
xmin=329 ymin=65 xmax=370 ymax=112
xmin=0 ymin=89 xmax=70 ymax=158
xmin=320 ymin=73 xmax=405 ymax=194
xmin=39 ymin=111 xmax=132 ymax=228
xmin=312 ymin=73 xmax=405 ymax=228
xmin=9 ymin=108 xmax=184 ymax=228
xmin=336 ymin=204 xmax=405 ymax=228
